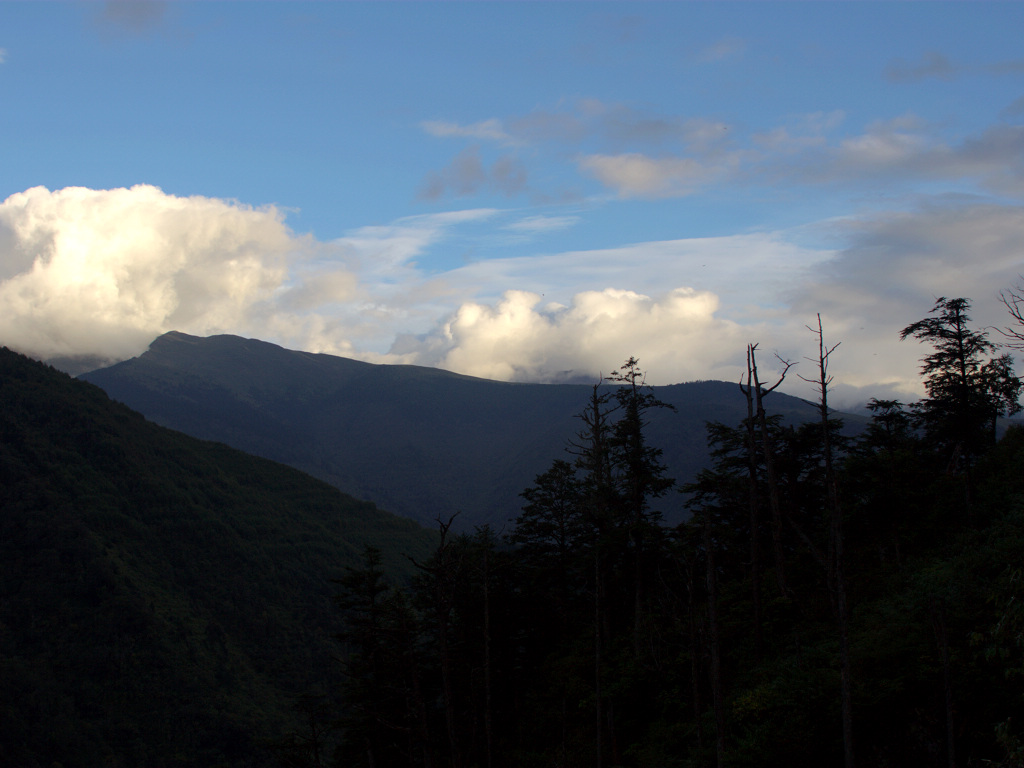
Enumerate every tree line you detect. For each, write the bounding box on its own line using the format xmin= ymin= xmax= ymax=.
xmin=316 ymin=296 xmax=1024 ymax=768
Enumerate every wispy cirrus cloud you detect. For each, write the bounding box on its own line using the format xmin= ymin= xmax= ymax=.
xmin=773 ymin=119 xmax=1024 ymax=197
xmin=421 ymin=118 xmax=519 ymax=145
xmin=419 ymin=100 xmax=744 ymax=201
xmin=96 ymin=1 xmax=167 ymax=36
xmin=577 ymin=153 xmax=722 ymax=198
xmin=422 ymin=98 xmax=1024 ymax=203
xmin=502 ymin=215 xmax=579 ymax=234
xmin=418 ymin=147 xmax=528 ymax=200
xmin=423 ymin=100 xmax=734 ymax=152
xmin=885 ymin=51 xmax=956 ymax=82
xmin=1002 ymin=96 xmax=1024 ymax=119
xmin=695 ymin=36 xmax=745 ymax=64
xmin=988 ymin=58 xmax=1024 ymax=76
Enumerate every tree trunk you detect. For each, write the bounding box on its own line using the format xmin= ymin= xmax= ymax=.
xmin=482 ymin=547 xmax=493 ymax=768
xmin=740 ymin=372 xmax=765 ymax=663
xmin=806 ymin=315 xmax=854 ymax=768
xmin=685 ymin=555 xmax=705 ymax=756
xmin=748 ymin=344 xmax=791 ymax=597
xmin=594 ymin=541 xmax=604 ymax=768
xmin=931 ymin=603 xmax=956 ymax=768
xmin=704 ymin=514 xmax=726 ymax=768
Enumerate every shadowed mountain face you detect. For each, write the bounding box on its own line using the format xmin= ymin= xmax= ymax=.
xmin=83 ymin=332 xmax=837 ymax=528
xmin=0 ymin=345 xmax=435 ymax=767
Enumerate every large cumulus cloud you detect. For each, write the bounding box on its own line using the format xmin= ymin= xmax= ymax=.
xmin=0 ymin=185 xmax=308 ymax=363
xmin=429 ymin=287 xmax=751 ymax=383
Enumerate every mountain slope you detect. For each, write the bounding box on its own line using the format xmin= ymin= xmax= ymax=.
xmin=0 ymin=345 xmax=435 ymax=767
xmin=82 ymin=331 xmax=842 ymax=528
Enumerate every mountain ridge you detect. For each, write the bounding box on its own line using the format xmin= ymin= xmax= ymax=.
xmin=83 ymin=331 xmax=848 ymax=528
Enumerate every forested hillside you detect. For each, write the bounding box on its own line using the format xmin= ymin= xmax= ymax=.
xmin=327 ymin=301 xmax=1024 ymax=768
xmin=0 ymin=346 xmax=435 ymax=768
xmin=7 ymin=297 xmax=1024 ymax=767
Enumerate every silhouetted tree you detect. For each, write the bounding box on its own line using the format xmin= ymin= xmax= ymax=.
xmin=608 ymin=356 xmax=676 ymax=659
xmin=801 ymin=314 xmax=854 ymax=768
xmin=568 ymin=381 xmax=617 ymax=768
xmin=900 ymin=297 xmax=1021 ymax=503
xmin=740 ymin=343 xmax=794 ymax=597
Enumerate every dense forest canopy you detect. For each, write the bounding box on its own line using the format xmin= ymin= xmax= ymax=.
xmin=5 ymin=295 xmax=1024 ymax=767
xmin=328 ymin=297 xmax=1024 ymax=768
xmin=0 ymin=346 xmax=435 ymax=768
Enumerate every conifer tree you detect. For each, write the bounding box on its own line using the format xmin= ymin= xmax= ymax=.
xmin=900 ymin=297 xmax=1021 ymax=501
xmin=607 ymin=357 xmax=676 ymax=659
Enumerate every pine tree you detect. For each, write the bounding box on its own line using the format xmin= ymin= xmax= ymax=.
xmin=607 ymin=357 xmax=676 ymax=659
xmin=900 ymin=297 xmax=1021 ymax=501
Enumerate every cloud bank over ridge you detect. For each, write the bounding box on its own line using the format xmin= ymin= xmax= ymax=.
xmin=2 ymin=183 xmax=1023 ymax=407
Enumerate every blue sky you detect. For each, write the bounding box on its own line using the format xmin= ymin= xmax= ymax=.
xmin=2 ymin=2 xmax=1024 ymax=406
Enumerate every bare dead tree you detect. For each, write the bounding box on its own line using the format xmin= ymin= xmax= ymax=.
xmin=740 ymin=343 xmax=794 ymax=598
xmin=739 ymin=360 xmax=765 ymax=662
xmin=799 ymin=315 xmax=854 ymax=768
xmin=997 ymin=280 xmax=1024 ymax=349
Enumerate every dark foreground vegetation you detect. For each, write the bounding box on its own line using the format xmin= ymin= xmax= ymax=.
xmin=0 ymin=346 xmax=435 ymax=768
xmin=326 ymin=298 xmax=1024 ymax=768
xmin=6 ymin=295 xmax=1024 ymax=767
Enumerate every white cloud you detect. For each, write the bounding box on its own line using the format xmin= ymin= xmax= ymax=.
xmin=794 ymin=203 xmax=1024 ymax=317
xmin=0 ymin=49 xmax=7 ymax=64
xmin=6 ymin=184 xmax=1021 ymax=412
xmin=264 ymin=208 xmax=500 ymax=356
xmin=502 ymin=215 xmax=579 ymax=233
xmin=0 ymin=189 xmax=507 ymax=367
xmin=420 ymin=101 xmax=746 ymax=202
xmin=369 ymin=201 xmax=1024 ymax=406
xmin=366 ymin=231 xmax=829 ymax=388
xmin=578 ymin=152 xmax=726 ymax=198
xmin=0 ymin=186 xmax=307 ymax=362
xmin=418 ymin=287 xmax=753 ymax=384
xmin=421 ymin=119 xmax=518 ymax=145
xmin=835 ymin=123 xmax=935 ymax=169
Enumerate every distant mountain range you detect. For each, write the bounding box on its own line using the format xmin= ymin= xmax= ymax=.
xmin=82 ymin=331 xmax=849 ymax=528
xmin=0 ymin=345 xmax=434 ymax=767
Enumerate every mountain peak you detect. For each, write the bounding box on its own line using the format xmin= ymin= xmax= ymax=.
xmin=83 ymin=332 xmax=838 ymax=528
